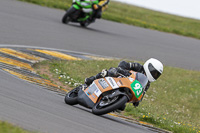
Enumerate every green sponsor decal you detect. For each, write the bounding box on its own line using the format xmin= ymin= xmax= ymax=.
xmin=73 ymin=4 xmax=80 ymax=10
xmin=131 ymin=80 xmax=143 ymax=98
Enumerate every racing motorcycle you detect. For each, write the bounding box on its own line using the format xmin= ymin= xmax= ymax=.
xmin=62 ymin=0 xmax=99 ymax=27
xmin=65 ymin=71 xmax=148 ymax=115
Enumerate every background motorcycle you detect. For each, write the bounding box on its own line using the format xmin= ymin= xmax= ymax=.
xmin=62 ymin=0 xmax=99 ymax=27
xmin=65 ymin=71 xmax=149 ymax=115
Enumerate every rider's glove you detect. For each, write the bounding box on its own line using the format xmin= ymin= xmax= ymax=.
xmin=133 ymin=102 xmax=139 ymax=107
xmin=107 ymin=68 xmax=119 ymax=77
xmin=101 ymin=69 xmax=108 ymax=77
xmin=92 ymin=4 xmax=99 ymax=10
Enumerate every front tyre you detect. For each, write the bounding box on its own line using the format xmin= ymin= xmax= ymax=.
xmin=62 ymin=13 xmax=70 ymax=24
xmin=62 ymin=6 xmax=76 ymax=24
xmin=64 ymin=89 xmax=78 ymax=105
xmin=92 ymin=95 xmax=128 ymax=115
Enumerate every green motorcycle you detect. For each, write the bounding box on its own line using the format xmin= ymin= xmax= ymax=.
xmin=62 ymin=0 xmax=99 ymax=27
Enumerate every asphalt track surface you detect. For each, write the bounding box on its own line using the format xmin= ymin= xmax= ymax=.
xmin=0 ymin=0 xmax=199 ymax=133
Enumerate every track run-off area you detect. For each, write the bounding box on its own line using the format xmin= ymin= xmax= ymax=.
xmin=0 ymin=46 xmax=110 ymax=94
xmin=0 ymin=0 xmax=200 ymax=132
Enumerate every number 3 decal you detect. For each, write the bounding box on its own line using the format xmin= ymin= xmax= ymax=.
xmin=131 ymin=80 xmax=143 ymax=98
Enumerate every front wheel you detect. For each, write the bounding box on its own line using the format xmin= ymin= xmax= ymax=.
xmin=64 ymin=89 xmax=78 ymax=105
xmin=62 ymin=6 xmax=76 ymax=24
xmin=62 ymin=13 xmax=70 ymax=24
xmin=92 ymin=95 xmax=128 ymax=115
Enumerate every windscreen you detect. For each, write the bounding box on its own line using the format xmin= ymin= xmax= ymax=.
xmin=136 ymin=73 xmax=148 ymax=89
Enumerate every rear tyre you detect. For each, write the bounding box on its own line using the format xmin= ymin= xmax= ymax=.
xmin=92 ymin=95 xmax=128 ymax=115
xmin=80 ymin=21 xmax=90 ymax=27
xmin=64 ymin=89 xmax=78 ymax=105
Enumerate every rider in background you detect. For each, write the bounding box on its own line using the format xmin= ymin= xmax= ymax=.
xmin=83 ymin=58 xmax=164 ymax=111
xmin=89 ymin=0 xmax=110 ymax=22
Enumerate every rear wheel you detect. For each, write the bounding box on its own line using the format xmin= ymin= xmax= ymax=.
xmin=80 ymin=21 xmax=90 ymax=27
xmin=92 ymin=95 xmax=128 ymax=115
xmin=64 ymin=89 xmax=78 ymax=105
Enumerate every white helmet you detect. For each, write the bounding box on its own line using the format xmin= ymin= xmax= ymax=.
xmin=143 ymin=58 xmax=163 ymax=82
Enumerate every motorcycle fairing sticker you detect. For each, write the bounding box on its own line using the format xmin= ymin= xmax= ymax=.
xmin=128 ymin=77 xmax=134 ymax=82
xmin=87 ymin=83 xmax=97 ymax=95
xmin=87 ymin=82 xmax=102 ymax=97
xmin=98 ymin=79 xmax=109 ymax=89
xmin=94 ymin=87 xmax=102 ymax=97
xmin=130 ymin=80 xmax=143 ymax=98
xmin=105 ymin=77 xmax=119 ymax=89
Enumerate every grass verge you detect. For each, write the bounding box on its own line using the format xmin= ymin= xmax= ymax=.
xmin=0 ymin=121 xmax=32 ymax=133
xmin=19 ymin=0 xmax=200 ymax=40
xmin=34 ymin=60 xmax=200 ymax=133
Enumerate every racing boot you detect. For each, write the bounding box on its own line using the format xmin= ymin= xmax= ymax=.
xmin=89 ymin=11 xmax=101 ymax=23
xmin=118 ymin=104 xmax=126 ymax=111
xmin=133 ymin=101 xmax=140 ymax=107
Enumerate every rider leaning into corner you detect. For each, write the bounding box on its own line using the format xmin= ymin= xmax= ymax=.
xmin=89 ymin=0 xmax=110 ymax=22
xmin=75 ymin=58 xmax=164 ymax=112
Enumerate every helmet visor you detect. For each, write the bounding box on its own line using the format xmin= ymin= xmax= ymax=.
xmin=148 ymin=63 xmax=161 ymax=80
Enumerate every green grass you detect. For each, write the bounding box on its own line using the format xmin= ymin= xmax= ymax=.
xmin=34 ymin=60 xmax=200 ymax=133
xmin=19 ymin=0 xmax=200 ymax=39
xmin=0 ymin=121 xmax=32 ymax=133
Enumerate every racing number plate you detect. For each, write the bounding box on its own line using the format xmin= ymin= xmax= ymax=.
xmin=131 ymin=80 xmax=143 ymax=98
